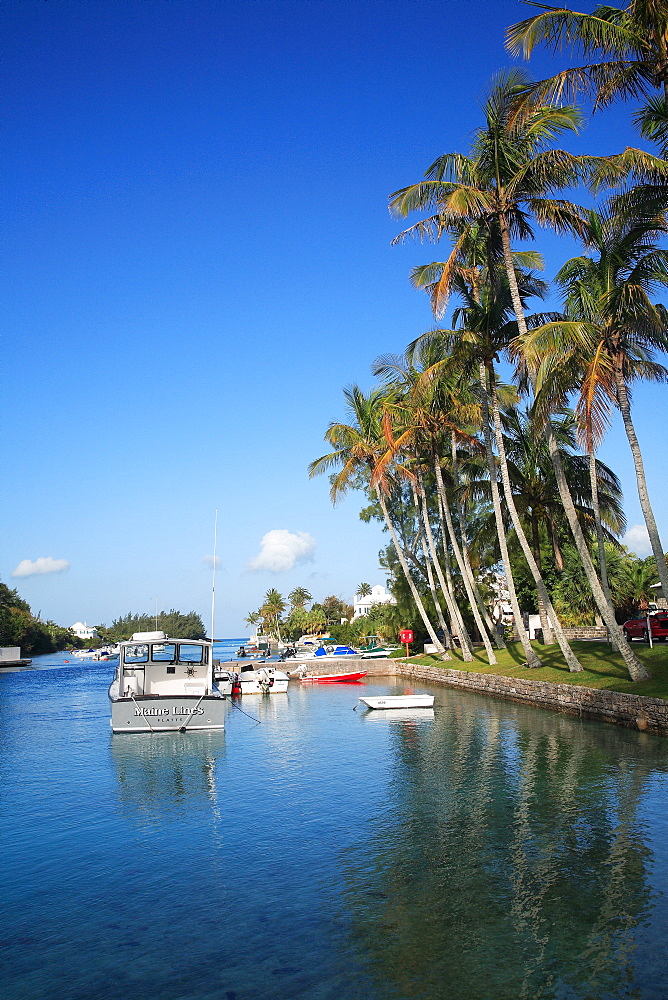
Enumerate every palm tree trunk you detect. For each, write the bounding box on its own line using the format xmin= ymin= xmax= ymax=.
xmin=499 ymin=216 xmax=648 ymax=678
xmin=431 ymin=472 xmax=474 ymax=653
xmin=615 ymin=367 xmax=668 ymax=608
xmin=375 ymin=488 xmax=450 ymax=660
xmin=478 ymin=362 xmax=542 ymax=667
xmin=588 ymin=448 xmax=617 ymax=647
xmin=543 ymin=421 xmax=650 ymax=680
xmin=530 ymin=513 xmax=553 ymax=641
xmin=415 ymin=470 xmax=476 ymax=661
xmin=448 ymin=436 xmax=506 ymax=648
xmin=425 ymin=463 xmax=496 ymax=663
xmin=489 ymin=374 xmax=589 ymax=671
xmin=410 ymin=483 xmax=452 ymax=659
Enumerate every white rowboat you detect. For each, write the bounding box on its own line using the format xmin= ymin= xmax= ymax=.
xmin=357 ymin=695 xmax=434 ymax=710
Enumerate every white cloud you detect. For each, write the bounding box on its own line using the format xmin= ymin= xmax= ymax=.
xmin=12 ymin=556 xmax=70 ymax=578
xmin=247 ymin=529 xmax=316 ymax=573
xmin=623 ymin=524 xmax=652 ymax=557
xmin=201 ymin=555 xmax=223 ymax=568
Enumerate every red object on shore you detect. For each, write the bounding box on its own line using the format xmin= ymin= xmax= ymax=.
xmin=399 ymin=630 xmax=414 ymax=643
xmin=299 ymin=670 xmax=368 ymax=683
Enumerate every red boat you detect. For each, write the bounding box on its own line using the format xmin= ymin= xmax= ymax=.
xmin=298 ymin=670 xmax=367 ymax=683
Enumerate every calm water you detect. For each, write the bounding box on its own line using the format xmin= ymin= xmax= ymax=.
xmin=1 ymin=651 xmax=667 ymax=1000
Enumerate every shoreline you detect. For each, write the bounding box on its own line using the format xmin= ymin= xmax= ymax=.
xmin=298 ymin=657 xmax=668 ymax=736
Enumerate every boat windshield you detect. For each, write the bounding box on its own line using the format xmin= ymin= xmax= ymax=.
xmin=123 ymin=642 xmax=207 ymax=665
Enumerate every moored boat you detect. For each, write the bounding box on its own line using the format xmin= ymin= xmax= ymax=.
xmin=108 ymin=631 xmax=231 ymax=733
xmin=233 ymin=664 xmax=290 ymax=695
xmin=297 ymin=669 xmax=367 ymax=683
xmin=357 ymin=694 xmax=434 ymax=710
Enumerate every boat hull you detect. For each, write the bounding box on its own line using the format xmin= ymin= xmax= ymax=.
xmin=237 ymin=667 xmax=290 ymax=695
xmin=110 ymin=694 xmax=228 ymax=733
xmin=358 ymin=695 xmax=434 ymax=710
xmin=299 ymin=671 xmax=367 ymax=683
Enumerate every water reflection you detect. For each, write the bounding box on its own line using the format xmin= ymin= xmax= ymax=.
xmin=343 ymin=695 xmax=666 ymax=1000
xmin=109 ymin=731 xmax=226 ymax=818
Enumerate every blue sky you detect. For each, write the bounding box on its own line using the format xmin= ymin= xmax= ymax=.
xmin=3 ymin=0 xmax=667 ymax=635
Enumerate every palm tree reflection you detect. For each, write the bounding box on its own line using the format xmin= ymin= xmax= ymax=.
xmin=343 ymin=699 xmax=664 ymax=999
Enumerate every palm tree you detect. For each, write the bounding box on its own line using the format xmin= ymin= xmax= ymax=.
xmin=506 ymin=1 xmax=668 ymax=109
xmin=389 ymin=69 xmax=592 ymax=352
xmin=373 ymin=349 xmax=495 ymax=662
xmin=405 ymin=258 xmax=585 ymax=669
xmin=390 ymin=70 xmax=648 ymax=680
xmin=356 ymin=582 xmax=372 ymax=598
xmin=260 ymin=588 xmax=285 ymax=641
xmin=501 ymin=404 xmax=626 ymax=575
xmin=518 ymin=203 xmax=668 ymax=627
xmin=288 ymin=587 xmax=312 ymax=610
xmin=308 ymin=385 xmax=451 ymax=659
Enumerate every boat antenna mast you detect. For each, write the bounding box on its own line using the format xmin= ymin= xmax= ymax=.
xmin=210 ymin=508 xmax=218 ymax=642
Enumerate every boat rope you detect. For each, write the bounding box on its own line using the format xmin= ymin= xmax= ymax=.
xmin=229 ymin=700 xmax=262 ymax=725
xmin=178 ymin=694 xmax=205 ymax=732
xmin=129 ymin=692 xmax=155 ymax=732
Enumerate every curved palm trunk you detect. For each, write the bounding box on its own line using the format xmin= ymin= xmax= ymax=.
xmin=529 ymin=513 xmax=554 ymax=641
xmin=432 ymin=474 xmax=473 ymax=650
xmin=425 ymin=464 xmax=496 ymax=663
xmin=615 ymin=368 xmax=668 ymax=607
xmin=411 ymin=484 xmax=452 ymax=659
xmin=588 ymin=448 xmax=617 ymax=647
xmin=415 ymin=471 xmax=476 ymax=661
xmin=479 ymin=362 xmax=542 ymax=667
xmin=448 ymin=436 xmax=506 ymax=648
xmin=375 ymin=488 xmax=450 ymax=660
xmin=544 ymin=422 xmax=649 ymax=680
xmin=422 ymin=548 xmax=453 ymax=658
xmin=489 ymin=376 xmax=590 ymax=670
xmin=499 ymin=218 xmax=648 ymax=680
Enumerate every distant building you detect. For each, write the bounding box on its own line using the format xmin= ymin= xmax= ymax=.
xmin=353 ymin=584 xmax=396 ymax=619
xmin=70 ymin=621 xmax=98 ymax=640
xmin=489 ymin=574 xmax=512 ymax=621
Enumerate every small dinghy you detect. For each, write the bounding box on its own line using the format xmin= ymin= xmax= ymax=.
xmin=298 ymin=670 xmax=367 ymax=683
xmin=357 ymin=694 xmax=434 ymax=710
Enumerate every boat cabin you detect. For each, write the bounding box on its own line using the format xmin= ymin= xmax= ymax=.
xmin=118 ymin=631 xmax=213 ymax=698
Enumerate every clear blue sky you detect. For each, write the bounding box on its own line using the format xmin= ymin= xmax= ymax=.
xmin=3 ymin=0 xmax=667 ymax=634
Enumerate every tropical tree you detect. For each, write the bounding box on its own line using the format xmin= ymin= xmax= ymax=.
xmin=518 ymin=202 xmax=668 ymax=619
xmin=260 ymin=588 xmax=285 ymax=640
xmin=500 ymin=404 xmax=626 ymax=575
xmin=356 ymin=582 xmax=372 ymax=598
xmin=288 ymin=587 xmax=312 ymax=610
xmin=390 ymin=68 xmax=649 ymax=679
xmin=308 ymin=385 xmax=451 ymax=659
xmin=373 ymin=348 xmax=495 ymax=662
xmin=506 ymin=1 xmax=668 ymax=110
xmin=405 ymin=257 xmax=584 ymax=669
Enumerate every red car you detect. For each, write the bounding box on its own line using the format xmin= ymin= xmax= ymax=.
xmin=622 ymin=611 xmax=668 ymax=642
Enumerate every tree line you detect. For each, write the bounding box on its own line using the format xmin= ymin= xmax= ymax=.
xmin=245 ymin=585 xmax=401 ymax=646
xmin=310 ymin=1 xmax=668 ymax=682
xmin=0 ymin=582 xmax=206 ymax=654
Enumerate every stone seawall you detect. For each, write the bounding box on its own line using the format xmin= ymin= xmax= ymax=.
xmin=358 ymin=658 xmax=668 ymax=735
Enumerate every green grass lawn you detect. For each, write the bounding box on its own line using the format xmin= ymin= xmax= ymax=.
xmin=399 ymin=640 xmax=668 ymax=700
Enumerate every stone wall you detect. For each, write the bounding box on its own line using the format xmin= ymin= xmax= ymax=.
xmin=359 ymin=658 xmax=668 ymax=735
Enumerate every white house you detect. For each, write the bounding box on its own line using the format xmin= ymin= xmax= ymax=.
xmin=353 ymin=584 xmax=396 ymax=619
xmin=70 ymin=621 xmax=98 ymax=640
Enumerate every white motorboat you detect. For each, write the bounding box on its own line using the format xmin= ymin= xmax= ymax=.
xmin=357 ymin=694 xmax=435 ymax=710
xmin=93 ymin=646 xmax=119 ymax=661
xmin=108 ymin=631 xmax=231 ymax=733
xmin=357 ymin=636 xmax=399 ymax=659
xmin=286 ymin=644 xmax=360 ymax=663
xmin=234 ymin=664 xmax=289 ymax=695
